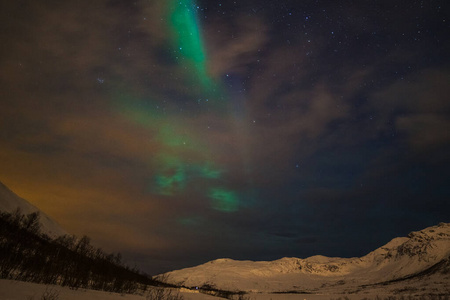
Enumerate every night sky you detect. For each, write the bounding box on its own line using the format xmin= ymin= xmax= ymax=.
xmin=1 ymin=0 xmax=449 ymax=274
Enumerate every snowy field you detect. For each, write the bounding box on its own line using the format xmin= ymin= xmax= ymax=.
xmin=0 ymin=279 xmax=384 ymax=300
xmin=0 ymin=279 xmax=216 ymax=300
xmin=0 ymin=279 xmax=416 ymax=300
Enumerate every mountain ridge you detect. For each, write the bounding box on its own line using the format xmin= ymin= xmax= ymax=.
xmin=159 ymin=222 xmax=450 ymax=294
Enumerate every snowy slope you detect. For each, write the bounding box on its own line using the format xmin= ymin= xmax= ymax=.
xmin=160 ymin=223 xmax=450 ymax=294
xmin=0 ymin=181 xmax=67 ymax=238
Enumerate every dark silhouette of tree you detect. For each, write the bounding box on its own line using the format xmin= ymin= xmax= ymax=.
xmin=0 ymin=210 xmax=155 ymax=294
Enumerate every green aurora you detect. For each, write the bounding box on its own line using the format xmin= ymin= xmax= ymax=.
xmin=209 ymin=188 xmax=239 ymax=212
xmin=110 ymin=0 xmax=241 ymax=213
xmin=168 ymin=0 xmax=218 ymax=95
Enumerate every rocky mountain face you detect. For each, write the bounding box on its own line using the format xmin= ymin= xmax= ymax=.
xmin=160 ymin=223 xmax=450 ymax=295
xmin=0 ymin=181 xmax=67 ymax=238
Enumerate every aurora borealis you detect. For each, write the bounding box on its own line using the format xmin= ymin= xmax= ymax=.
xmin=1 ymin=0 xmax=449 ymax=274
xmin=168 ymin=0 xmax=215 ymax=91
xmin=113 ymin=0 xmax=245 ymax=213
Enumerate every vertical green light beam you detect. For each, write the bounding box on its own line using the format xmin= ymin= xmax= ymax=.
xmin=168 ymin=0 xmax=215 ymax=91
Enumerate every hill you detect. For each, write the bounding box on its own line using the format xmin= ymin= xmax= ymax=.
xmin=0 ymin=181 xmax=67 ymax=238
xmin=160 ymin=223 xmax=450 ymax=296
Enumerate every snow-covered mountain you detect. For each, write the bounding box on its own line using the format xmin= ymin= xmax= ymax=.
xmin=160 ymin=223 xmax=450 ymax=295
xmin=0 ymin=181 xmax=67 ymax=238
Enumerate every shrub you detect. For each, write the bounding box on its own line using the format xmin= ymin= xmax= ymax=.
xmin=146 ymin=287 xmax=184 ymax=300
xmin=26 ymin=287 xmax=60 ymax=300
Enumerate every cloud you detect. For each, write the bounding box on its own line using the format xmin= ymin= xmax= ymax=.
xmin=369 ymin=68 xmax=450 ymax=150
xmin=396 ymin=114 xmax=450 ymax=149
xmin=239 ymin=80 xmax=351 ymax=185
xmin=371 ymin=69 xmax=450 ymax=114
xmin=205 ymin=15 xmax=269 ymax=77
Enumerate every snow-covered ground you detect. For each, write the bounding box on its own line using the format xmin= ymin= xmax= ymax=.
xmin=0 ymin=280 xmax=220 ymax=300
xmin=0 ymin=279 xmax=424 ymax=300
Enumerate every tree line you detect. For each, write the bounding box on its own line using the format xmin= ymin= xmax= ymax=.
xmin=0 ymin=209 xmax=156 ymax=293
